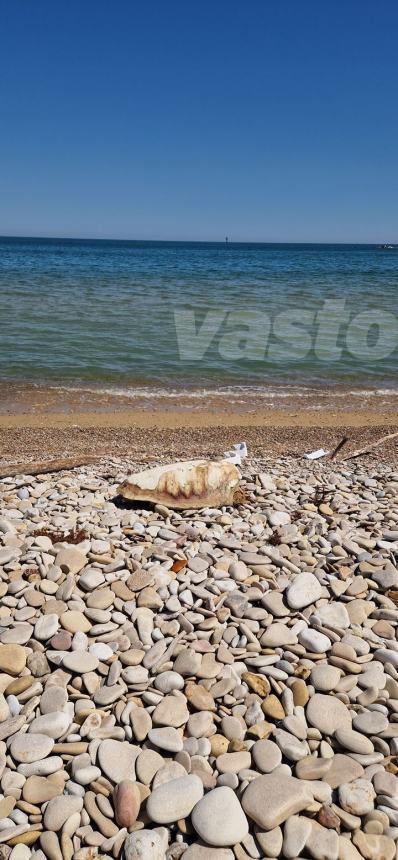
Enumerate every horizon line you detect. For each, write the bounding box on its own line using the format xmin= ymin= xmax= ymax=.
xmin=0 ymin=234 xmax=394 ymax=246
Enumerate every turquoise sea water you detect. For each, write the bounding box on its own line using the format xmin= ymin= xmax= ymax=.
xmin=0 ymin=237 xmax=397 ymax=394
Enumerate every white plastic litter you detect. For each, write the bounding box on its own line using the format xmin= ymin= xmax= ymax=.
xmin=223 ymin=442 xmax=248 ymax=465
xmin=304 ymin=448 xmax=329 ymax=460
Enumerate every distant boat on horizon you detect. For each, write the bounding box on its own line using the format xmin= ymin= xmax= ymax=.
xmin=380 ymin=243 xmax=395 ymax=249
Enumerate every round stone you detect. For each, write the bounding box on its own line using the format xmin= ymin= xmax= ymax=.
xmin=339 ymin=779 xmax=376 ymax=815
xmin=124 ymin=830 xmax=166 ymax=860
xmin=310 ymin=665 xmax=341 ymax=692
xmin=286 ymin=573 xmax=323 ymax=610
xmin=60 ymin=611 xmax=91 ymax=633
xmin=217 ymin=751 xmax=251 ymax=774
xmin=43 ymin=795 xmax=83 ymax=830
xmin=311 ymin=603 xmax=350 ymax=629
xmin=252 ymin=739 xmax=282 ymax=773
xmin=298 ymin=628 xmax=331 ymax=653
xmin=0 ymin=644 xmax=26 ymax=675
xmin=10 ymin=733 xmax=54 ymax=763
xmin=22 ymin=775 xmax=62 ymax=804
xmin=306 ymin=693 xmax=352 ymax=735
xmin=40 ymin=686 xmax=68 ymax=715
xmin=146 ymin=774 xmax=204 ymax=824
xmin=152 ymin=695 xmax=189 ymax=728
xmin=352 ymin=711 xmax=389 ymax=735
xmin=34 ymin=614 xmax=59 ymax=640
xmin=98 ymin=739 xmax=140 ymax=783
xmin=191 ymin=786 xmax=249 ymax=847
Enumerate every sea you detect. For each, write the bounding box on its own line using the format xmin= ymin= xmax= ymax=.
xmin=0 ymin=237 xmax=397 ymax=408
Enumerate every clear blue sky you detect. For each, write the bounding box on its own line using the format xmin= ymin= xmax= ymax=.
xmin=1 ymin=1 xmax=397 ymax=242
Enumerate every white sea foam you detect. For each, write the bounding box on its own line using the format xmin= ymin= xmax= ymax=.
xmin=49 ymin=383 xmax=398 ymax=401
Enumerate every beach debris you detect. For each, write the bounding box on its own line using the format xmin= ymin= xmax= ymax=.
xmin=0 ymin=456 xmax=100 ymax=479
xmin=304 ymin=447 xmax=329 ymax=460
xmin=341 ymin=430 xmax=398 ymax=461
xmin=329 ymin=435 xmax=349 ymax=460
xmin=118 ymin=458 xmax=243 ymax=508
xmin=223 ymin=440 xmax=248 ymax=465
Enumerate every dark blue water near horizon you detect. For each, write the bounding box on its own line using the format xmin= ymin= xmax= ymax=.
xmin=0 ymin=237 xmax=397 ymax=392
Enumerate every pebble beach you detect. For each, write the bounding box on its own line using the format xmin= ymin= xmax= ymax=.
xmin=1 ymin=453 xmax=398 ymax=860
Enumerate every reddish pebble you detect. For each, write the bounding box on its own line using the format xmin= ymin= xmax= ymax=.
xmin=113 ymin=779 xmax=141 ymax=827
xmin=318 ymin=805 xmax=341 ymax=831
xmin=50 ymin=631 xmax=72 ymax=650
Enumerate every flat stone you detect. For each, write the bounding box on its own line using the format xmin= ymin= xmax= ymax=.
xmin=306 ymin=693 xmax=352 ymax=735
xmin=286 ymin=572 xmax=323 ymax=610
xmin=0 ymin=644 xmax=26 ymax=675
xmin=98 ymin=739 xmax=140 ymax=783
xmin=10 ymin=733 xmax=54 ymax=763
xmin=242 ymin=673 xmax=270 ymax=697
xmin=43 ymin=795 xmax=83 ymax=830
xmin=352 ymin=711 xmax=388 ymax=735
xmin=186 ymin=682 xmax=216 ymax=711
xmin=335 ymin=728 xmax=374 ymax=754
xmin=310 ymin=665 xmax=341 ymax=692
xmin=60 ymin=611 xmax=91 ymax=633
xmin=217 ymin=751 xmax=251 ymax=773
xmin=62 ymin=651 xmax=99 ymax=673
xmin=78 ymin=568 xmax=105 ymax=590
xmin=373 ymin=771 xmax=398 ymax=797
xmin=130 ymin=708 xmax=152 ymax=741
xmin=34 ymin=614 xmax=59 ymax=640
xmin=55 ymin=546 xmax=87 ymax=575
xmin=28 ymin=711 xmax=71 ymax=738
xmin=295 ymin=757 xmax=332 ymax=780
xmin=323 ymin=754 xmax=364 ymax=789
xmin=261 ymin=624 xmax=298 ymax=648
xmin=22 ymin=775 xmax=62 ymax=804
xmin=148 ymin=727 xmax=183 ymax=753
xmin=183 ymin=848 xmax=234 ymax=860
xmin=152 ymin=761 xmax=187 ymax=788
xmin=135 ymin=749 xmax=164 ymax=784
xmin=146 ymin=774 xmax=204 ymax=823
xmin=40 ymin=686 xmax=68 ymax=715
xmin=306 ymin=819 xmax=339 ymax=860
xmin=152 ymin=695 xmax=189 ymax=728
xmin=352 ymin=831 xmax=395 ymax=860
xmin=241 ymin=771 xmax=313 ymax=829
xmin=312 ymin=603 xmax=350 ymax=629
xmin=1 ymin=623 xmax=33 ymax=645
xmin=274 ymin=729 xmax=308 ymax=761
xmin=283 ymin=815 xmax=312 ymax=859
xmin=191 ymin=786 xmax=249 ymax=847
xmin=298 ymin=628 xmax=331 ymax=653
xmin=251 ymin=739 xmax=282 ymax=773
xmin=94 ymin=684 xmax=125 ymax=705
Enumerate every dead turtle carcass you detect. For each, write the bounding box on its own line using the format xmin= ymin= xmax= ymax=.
xmin=117 ymin=459 xmax=244 ymax=509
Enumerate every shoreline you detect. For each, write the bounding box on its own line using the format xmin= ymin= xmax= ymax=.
xmin=0 ymin=381 xmax=397 ymax=466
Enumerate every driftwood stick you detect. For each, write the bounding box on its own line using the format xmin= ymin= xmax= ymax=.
xmin=340 ymin=431 xmax=398 ymax=462
xmin=0 ymin=456 xmax=101 ymax=479
xmin=329 ymin=436 xmax=349 ymax=461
